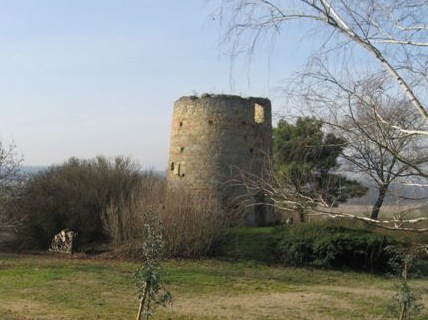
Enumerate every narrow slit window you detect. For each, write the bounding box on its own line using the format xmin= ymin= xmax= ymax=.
xmin=170 ymin=162 xmax=175 ymax=171
xmin=179 ymin=163 xmax=185 ymax=177
xmin=254 ymin=103 xmax=265 ymax=123
xmin=174 ymin=163 xmax=180 ymax=175
xmin=179 ymin=121 xmax=183 ymax=127
xmin=180 ymin=147 xmax=185 ymax=152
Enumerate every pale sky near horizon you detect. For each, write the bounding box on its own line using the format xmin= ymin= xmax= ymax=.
xmin=0 ymin=0 xmax=307 ymax=170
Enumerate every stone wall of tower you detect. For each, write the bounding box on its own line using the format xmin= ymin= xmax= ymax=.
xmin=167 ymin=94 xmax=273 ymax=225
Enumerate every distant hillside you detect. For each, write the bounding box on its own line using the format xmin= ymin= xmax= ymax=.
xmin=347 ymin=182 xmax=428 ymax=206
xmin=20 ymin=166 xmax=48 ymax=175
xmin=16 ymin=167 xmax=427 ymax=206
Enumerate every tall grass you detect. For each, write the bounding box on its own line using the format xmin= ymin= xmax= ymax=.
xmin=161 ymin=190 xmax=225 ymax=257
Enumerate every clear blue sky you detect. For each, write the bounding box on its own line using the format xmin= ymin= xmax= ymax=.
xmin=0 ymin=0 xmax=305 ymax=169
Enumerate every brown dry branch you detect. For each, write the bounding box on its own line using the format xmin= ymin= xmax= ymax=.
xmin=232 ymin=157 xmax=428 ymax=233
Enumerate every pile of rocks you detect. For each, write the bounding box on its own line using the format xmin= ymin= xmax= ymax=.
xmin=49 ymin=229 xmax=77 ymax=254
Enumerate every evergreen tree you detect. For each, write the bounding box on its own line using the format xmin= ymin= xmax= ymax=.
xmin=273 ymin=117 xmax=366 ymax=219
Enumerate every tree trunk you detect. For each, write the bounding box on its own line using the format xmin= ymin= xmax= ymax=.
xmin=399 ymin=301 xmax=408 ymax=320
xmin=370 ymin=184 xmax=388 ymax=220
xmin=136 ymin=280 xmax=150 ymax=320
xmin=297 ymin=207 xmax=305 ymax=222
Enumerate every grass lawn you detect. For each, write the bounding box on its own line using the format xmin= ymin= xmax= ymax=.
xmin=1 ymin=252 xmax=427 ymax=319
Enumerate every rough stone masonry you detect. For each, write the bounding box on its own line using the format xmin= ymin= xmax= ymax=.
xmin=167 ymin=94 xmax=274 ymax=225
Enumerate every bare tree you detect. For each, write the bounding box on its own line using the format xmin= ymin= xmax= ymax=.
xmin=0 ymin=141 xmax=23 ymax=230
xmin=288 ymin=65 xmax=428 ymax=219
xmin=217 ymin=0 xmax=427 ymax=125
xmin=340 ymin=96 xmax=428 ymax=220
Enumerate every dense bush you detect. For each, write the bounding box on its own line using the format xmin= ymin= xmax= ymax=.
xmin=15 ymin=156 xmax=142 ymax=248
xmin=273 ymin=223 xmax=398 ymax=272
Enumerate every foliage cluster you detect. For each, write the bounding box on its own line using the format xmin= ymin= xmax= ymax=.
xmin=272 ymin=223 xmax=397 ymax=272
xmin=273 ymin=117 xmax=367 ymax=216
xmin=15 ymin=156 xmax=142 ymax=248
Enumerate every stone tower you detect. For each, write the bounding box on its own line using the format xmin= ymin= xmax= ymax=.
xmin=167 ymin=94 xmax=273 ymax=225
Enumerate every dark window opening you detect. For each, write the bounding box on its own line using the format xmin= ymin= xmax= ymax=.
xmin=208 ymin=120 xmax=213 ymax=125
xmin=179 ymin=121 xmax=183 ymax=127
xmin=170 ymin=162 xmax=175 ymax=171
xmin=180 ymin=147 xmax=185 ymax=152
xmin=249 ymin=148 xmax=254 ymax=153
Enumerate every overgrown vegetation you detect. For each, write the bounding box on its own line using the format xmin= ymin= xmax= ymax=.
xmin=14 ymin=156 xmax=142 ymax=248
xmin=10 ymin=155 xmax=225 ymax=258
xmin=103 ymin=182 xmax=225 ymax=258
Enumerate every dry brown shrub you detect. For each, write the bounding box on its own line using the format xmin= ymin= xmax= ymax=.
xmin=161 ymin=190 xmax=225 ymax=258
xmin=101 ymin=172 xmax=165 ymax=245
xmin=101 ymin=174 xmax=226 ymax=257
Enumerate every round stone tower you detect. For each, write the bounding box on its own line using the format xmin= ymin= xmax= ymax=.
xmin=167 ymin=94 xmax=273 ymax=225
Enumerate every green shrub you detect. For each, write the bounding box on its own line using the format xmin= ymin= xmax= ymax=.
xmin=273 ymin=223 xmax=398 ymax=272
xmin=15 ymin=156 xmax=143 ymax=249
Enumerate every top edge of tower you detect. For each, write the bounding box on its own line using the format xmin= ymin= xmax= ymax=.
xmin=175 ymin=93 xmax=270 ymax=105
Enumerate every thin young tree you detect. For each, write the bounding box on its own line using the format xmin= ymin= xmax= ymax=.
xmin=135 ymin=214 xmax=172 ymax=320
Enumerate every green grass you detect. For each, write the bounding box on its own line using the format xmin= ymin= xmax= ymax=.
xmin=213 ymin=226 xmax=276 ymax=262
xmin=1 ymin=252 xmax=427 ymax=319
